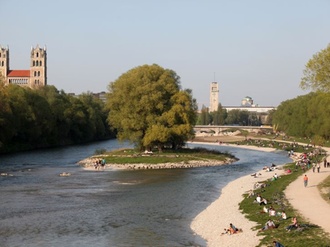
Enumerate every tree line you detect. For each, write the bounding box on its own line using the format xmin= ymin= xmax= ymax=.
xmin=196 ymin=104 xmax=267 ymax=126
xmin=1 ymin=42 xmax=329 ymax=153
xmin=0 ymin=82 xmax=113 ymax=153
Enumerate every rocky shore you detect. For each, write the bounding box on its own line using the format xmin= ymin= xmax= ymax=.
xmin=78 ymin=156 xmax=237 ymax=170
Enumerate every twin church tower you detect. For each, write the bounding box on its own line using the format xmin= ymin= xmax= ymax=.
xmin=0 ymin=45 xmax=47 ymax=88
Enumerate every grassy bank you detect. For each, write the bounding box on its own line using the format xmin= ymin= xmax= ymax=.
xmin=318 ymin=176 xmax=330 ymax=204
xmin=239 ymin=162 xmax=330 ymax=247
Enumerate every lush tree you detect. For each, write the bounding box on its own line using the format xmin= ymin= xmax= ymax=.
xmin=197 ymin=105 xmax=211 ymax=125
xmin=225 ymin=109 xmax=240 ymax=125
xmin=225 ymin=109 xmax=249 ymax=125
xmin=210 ymin=103 xmax=226 ymax=125
xmin=106 ymin=64 xmax=197 ymax=150
xmin=271 ymin=92 xmax=330 ymax=139
xmin=300 ymin=43 xmax=330 ymax=92
xmin=78 ymin=92 xmax=108 ymax=139
xmin=0 ymin=77 xmax=11 ymax=147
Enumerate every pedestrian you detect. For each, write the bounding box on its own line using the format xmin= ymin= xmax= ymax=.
xmin=317 ymin=164 xmax=320 ymax=173
xmin=303 ymin=174 xmax=308 ymax=187
xmin=312 ymin=163 xmax=316 ymax=173
xmin=324 ymin=157 xmax=327 ymax=168
xmin=273 ymin=240 xmax=284 ymax=247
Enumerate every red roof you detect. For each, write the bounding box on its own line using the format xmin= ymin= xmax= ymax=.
xmin=7 ymin=70 xmax=30 ymax=77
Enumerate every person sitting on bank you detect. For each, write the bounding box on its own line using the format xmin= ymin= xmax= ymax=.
xmin=286 ymin=216 xmax=298 ymax=231
xmin=228 ymin=223 xmax=242 ymax=234
xmin=229 ymin=223 xmax=238 ymax=234
xmin=273 ymin=240 xmax=285 ymax=247
xmin=255 ymin=194 xmax=262 ymax=204
xmin=261 ymin=219 xmax=276 ymax=231
xmin=260 ymin=197 xmax=268 ymax=205
xmin=263 ymin=205 xmax=268 ymax=213
xmin=269 ymin=206 xmax=276 ymax=216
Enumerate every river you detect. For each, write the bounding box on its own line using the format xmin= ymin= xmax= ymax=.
xmin=0 ymin=139 xmax=292 ymax=247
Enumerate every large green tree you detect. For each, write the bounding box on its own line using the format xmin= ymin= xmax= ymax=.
xmin=106 ymin=64 xmax=197 ymax=150
xmin=300 ymin=43 xmax=330 ymax=92
xmin=272 ymin=92 xmax=330 ymax=139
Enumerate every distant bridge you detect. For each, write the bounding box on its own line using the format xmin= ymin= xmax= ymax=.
xmin=194 ymin=125 xmax=273 ymax=135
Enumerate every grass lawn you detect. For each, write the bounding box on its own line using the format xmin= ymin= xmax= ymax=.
xmin=318 ymin=176 xmax=330 ymax=205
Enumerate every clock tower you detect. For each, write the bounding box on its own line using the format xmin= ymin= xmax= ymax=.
xmin=210 ymin=82 xmax=219 ymax=112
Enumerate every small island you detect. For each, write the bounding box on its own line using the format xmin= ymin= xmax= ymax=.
xmin=78 ymin=147 xmax=238 ymax=170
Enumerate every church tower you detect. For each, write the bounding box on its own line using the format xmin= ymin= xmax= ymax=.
xmin=0 ymin=46 xmax=9 ymax=81
xmin=30 ymin=45 xmax=47 ymax=87
xmin=209 ymin=82 xmax=219 ymax=112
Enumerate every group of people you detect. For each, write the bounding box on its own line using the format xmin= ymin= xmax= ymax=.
xmin=262 ymin=205 xmax=287 ymax=219
xmin=263 ymin=163 xmax=278 ymax=172
xmin=93 ymin=158 xmax=106 ymax=170
xmin=221 ymin=223 xmax=242 ymax=235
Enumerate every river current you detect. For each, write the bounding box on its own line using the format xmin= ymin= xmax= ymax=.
xmin=0 ymin=140 xmax=292 ymax=247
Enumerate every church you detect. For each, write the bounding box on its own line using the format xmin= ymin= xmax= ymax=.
xmin=0 ymin=45 xmax=47 ymax=88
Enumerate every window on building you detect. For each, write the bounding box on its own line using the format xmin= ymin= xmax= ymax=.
xmin=36 ymin=52 xmax=39 ymax=58
xmin=40 ymin=61 xmax=42 ymax=66
xmin=33 ymin=61 xmax=35 ymax=66
xmin=38 ymin=71 xmax=40 ymax=77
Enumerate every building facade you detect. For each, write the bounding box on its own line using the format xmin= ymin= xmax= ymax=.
xmin=0 ymin=45 xmax=47 ymax=88
xmin=209 ymin=81 xmax=219 ymax=112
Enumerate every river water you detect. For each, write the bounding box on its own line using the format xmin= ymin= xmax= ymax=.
xmin=0 ymin=140 xmax=292 ymax=247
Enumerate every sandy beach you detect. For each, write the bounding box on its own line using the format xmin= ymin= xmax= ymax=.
xmin=190 ymin=148 xmax=283 ymax=247
xmin=191 ymin=140 xmax=330 ymax=247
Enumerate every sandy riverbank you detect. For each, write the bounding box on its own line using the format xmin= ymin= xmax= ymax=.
xmin=191 ymin=138 xmax=330 ymax=247
xmin=190 ymin=156 xmax=285 ymax=247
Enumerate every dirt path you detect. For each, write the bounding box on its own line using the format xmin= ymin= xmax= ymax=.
xmin=285 ymin=160 xmax=330 ymax=234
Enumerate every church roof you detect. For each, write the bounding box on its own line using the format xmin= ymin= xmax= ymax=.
xmin=7 ymin=70 xmax=30 ymax=77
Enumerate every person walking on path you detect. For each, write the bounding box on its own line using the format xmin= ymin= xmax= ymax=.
xmin=303 ymin=174 xmax=308 ymax=187
xmin=317 ymin=164 xmax=320 ymax=173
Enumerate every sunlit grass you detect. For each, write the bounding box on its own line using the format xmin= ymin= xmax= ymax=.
xmin=318 ymin=176 xmax=330 ymax=205
xmin=101 ymin=147 xmax=236 ymax=164
xmin=240 ymin=162 xmax=330 ymax=246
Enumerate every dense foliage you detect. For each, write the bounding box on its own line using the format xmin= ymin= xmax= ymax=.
xmin=106 ymin=64 xmax=197 ymax=151
xmin=0 ymin=82 xmax=113 ymax=153
xmin=272 ymin=43 xmax=330 ymax=142
xmin=273 ymin=92 xmax=330 ymax=142
xmin=300 ymin=43 xmax=330 ymax=92
xmin=197 ymin=103 xmax=263 ymax=126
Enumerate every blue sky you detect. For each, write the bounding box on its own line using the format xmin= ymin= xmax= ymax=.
xmin=1 ymin=0 xmax=330 ymax=108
